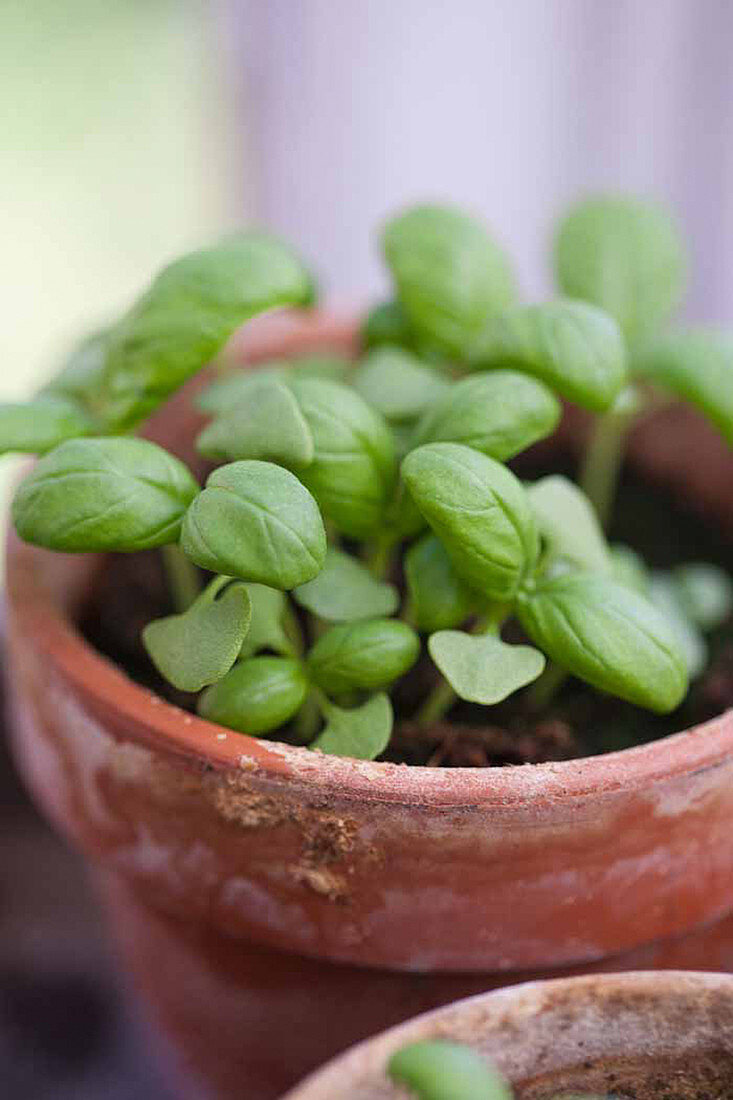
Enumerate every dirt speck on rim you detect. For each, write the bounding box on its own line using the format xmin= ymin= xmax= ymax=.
xmin=203 ymin=772 xmax=367 ymax=901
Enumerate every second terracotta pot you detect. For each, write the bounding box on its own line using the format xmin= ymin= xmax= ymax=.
xmin=7 ymin=312 xmax=733 ymax=1099
xmin=285 ymin=971 xmax=733 ymax=1099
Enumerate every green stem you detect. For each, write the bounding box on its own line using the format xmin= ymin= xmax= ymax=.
xmin=524 ymin=661 xmax=567 ymax=714
xmin=365 ymin=530 xmax=396 ymax=580
xmin=579 ymin=389 xmax=642 ymax=530
xmin=161 ymin=544 xmax=201 ymax=613
xmin=416 ymin=608 xmax=508 ymax=728
xmin=415 ymin=677 xmax=458 ymax=729
xmin=293 ymin=691 xmax=322 ymax=743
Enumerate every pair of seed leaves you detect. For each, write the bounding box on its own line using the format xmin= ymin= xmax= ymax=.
xmin=373 ymin=199 xmax=733 ymax=448
xmin=388 ymin=1040 xmax=608 ymax=1100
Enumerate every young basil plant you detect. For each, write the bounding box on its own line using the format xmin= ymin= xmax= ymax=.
xmin=388 ymin=1039 xmax=607 ymax=1100
xmin=7 ymin=197 xmax=730 ymax=763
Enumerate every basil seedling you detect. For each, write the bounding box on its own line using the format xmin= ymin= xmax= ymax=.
xmin=8 ymin=196 xmax=729 ymax=761
xmin=389 ymin=1039 xmax=612 ymax=1100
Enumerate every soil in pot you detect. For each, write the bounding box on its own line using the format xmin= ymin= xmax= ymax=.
xmin=78 ymin=460 xmax=733 ymax=768
xmin=518 ymin=1048 xmax=733 ymax=1099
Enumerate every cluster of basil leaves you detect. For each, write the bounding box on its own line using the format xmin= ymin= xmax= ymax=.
xmin=388 ymin=1039 xmax=609 ymax=1100
xmin=3 ymin=199 xmax=733 ymax=759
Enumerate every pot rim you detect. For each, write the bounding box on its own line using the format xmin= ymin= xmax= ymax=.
xmin=7 ymin=309 xmax=733 ymax=808
xmin=284 ymin=970 xmax=733 ymax=1098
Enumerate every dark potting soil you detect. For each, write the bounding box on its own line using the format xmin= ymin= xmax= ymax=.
xmin=517 ymin=1048 xmax=733 ymax=1099
xmin=77 ymin=468 xmax=733 ymax=768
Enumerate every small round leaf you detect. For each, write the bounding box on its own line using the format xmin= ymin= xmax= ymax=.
xmin=294 ymin=547 xmax=398 ymax=622
xmin=475 ymin=300 xmax=627 ymax=412
xmin=410 ymin=371 xmax=560 ymax=460
xmin=181 ymin=460 xmax=326 ymax=588
xmin=633 ymin=329 xmax=733 ymax=445
xmin=673 ymin=562 xmax=733 ymax=631
xmin=383 ymin=205 xmax=516 ymax=360
xmin=429 ymin=630 xmax=545 ymax=704
xmin=388 ymin=1040 xmax=511 ymax=1100
xmin=401 ymin=443 xmax=538 ymax=600
xmin=95 ymin=233 xmax=315 ymax=430
xmin=307 ymin=619 xmax=420 ymax=695
xmin=352 ymin=347 xmax=450 ymax=422
xmin=143 ymin=578 xmax=252 ymax=692
xmin=196 ymin=375 xmax=314 ymax=466
xmin=287 ymin=376 xmax=397 ymax=538
xmin=516 ymin=573 xmax=688 ymax=713
xmin=198 ymin=656 xmax=308 ymax=736
xmin=13 ymin=437 xmax=198 ymax=552
xmin=310 ymin=693 xmax=393 ymax=760
xmin=0 ymin=397 xmax=93 ymax=456
xmin=405 ymin=534 xmax=477 ymax=632
xmin=555 ymin=195 xmax=685 ymax=345
xmin=527 ymin=475 xmax=611 ymax=573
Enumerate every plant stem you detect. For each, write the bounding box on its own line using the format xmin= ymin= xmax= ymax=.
xmin=415 ymin=676 xmax=458 ymax=729
xmin=365 ymin=530 xmax=396 ymax=580
xmin=415 ymin=608 xmax=507 ymax=728
xmin=579 ymin=386 xmax=644 ymax=529
xmin=293 ymin=691 xmax=322 ymax=743
xmin=524 ymin=661 xmax=567 ymax=714
xmin=161 ymin=544 xmax=201 ymax=613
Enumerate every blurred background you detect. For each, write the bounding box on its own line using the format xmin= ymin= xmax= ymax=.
xmin=2 ymin=0 xmax=733 ymax=1095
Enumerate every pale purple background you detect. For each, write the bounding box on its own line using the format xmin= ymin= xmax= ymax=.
xmin=230 ymin=0 xmax=733 ymax=322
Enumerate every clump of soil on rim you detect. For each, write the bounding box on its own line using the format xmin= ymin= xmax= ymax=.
xmin=516 ymin=1048 xmax=733 ymax=1099
xmin=77 ymin=466 xmax=733 ymax=768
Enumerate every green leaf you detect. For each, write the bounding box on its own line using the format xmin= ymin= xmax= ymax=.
xmin=401 ymin=443 xmax=538 ymax=600
xmin=633 ymin=329 xmax=733 ymax=444
xmin=286 ymin=376 xmax=397 ymax=538
xmin=198 ymin=656 xmax=309 ymax=736
xmin=527 ymin=475 xmax=611 ymax=573
xmin=474 ymin=300 xmax=627 ymax=412
xmin=294 ymin=547 xmax=398 ymax=622
xmin=360 ymin=299 xmax=416 ymax=351
xmin=673 ymin=562 xmax=733 ymax=631
xmin=142 ymin=577 xmax=252 ymax=692
xmin=239 ymin=584 xmax=295 ymax=658
xmin=610 ymin=543 xmax=650 ymax=594
xmin=388 ymin=1041 xmax=511 ymax=1100
xmin=410 ymin=371 xmax=560 ymax=462
xmin=93 ymin=233 xmax=315 ymax=430
xmin=352 ymin=346 xmax=450 ymax=422
xmin=516 ymin=573 xmax=688 ymax=712
xmin=40 ymin=328 xmax=111 ymax=420
xmin=404 ymin=534 xmax=477 ymax=631
xmin=307 ymin=619 xmax=420 ymax=694
xmin=196 ymin=364 xmax=287 ymax=415
xmin=0 ymin=397 xmax=93 ymax=456
xmin=181 ymin=460 xmax=326 ymax=588
xmin=310 ymin=693 xmax=392 ymax=760
xmin=383 ymin=205 xmax=516 ymax=360
xmin=196 ymin=375 xmax=314 ymax=466
xmin=288 ymin=354 xmax=352 ymax=382
xmin=554 ymin=195 xmax=685 ymax=345
xmin=196 ymin=356 xmax=353 ymax=418
xmin=429 ymin=631 xmax=545 ymax=704
xmin=648 ymin=573 xmax=707 ymax=679
xmin=12 ymin=437 xmax=198 ymax=552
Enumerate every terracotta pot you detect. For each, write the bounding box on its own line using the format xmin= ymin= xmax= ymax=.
xmin=285 ymin=971 xmax=733 ymax=1098
xmin=6 ymin=311 xmax=733 ymax=1099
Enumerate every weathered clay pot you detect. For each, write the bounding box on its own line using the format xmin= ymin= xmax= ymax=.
xmin=285 ymin=971 xmax=733 ymax=1099
xmin=7 ymin=312 xmax=733 ymax=1099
